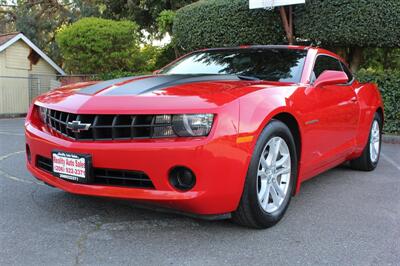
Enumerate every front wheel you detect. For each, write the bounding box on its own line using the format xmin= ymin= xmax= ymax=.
xmin=350 ymin=113 xmax=382 ymax=171
xmin=232 ymin=120 xmax=298 ymax=229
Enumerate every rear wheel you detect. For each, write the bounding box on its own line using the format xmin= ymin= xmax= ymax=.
xmin=350 ymin=113 xmax=382 ymax=171
xmin=232 ymin=120 xmax=297 ymax=229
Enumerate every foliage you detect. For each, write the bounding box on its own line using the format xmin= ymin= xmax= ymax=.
xmin=157 ymin=10 xmax=176 ymax=36
xmin=95 ymin=43 xmax=176 ymax=80
xmin=154 ymin=43 xmax=176 ymax=69
xmin=295 ymin=0 xmax=400 ymax=48
xmin=357 ymin=69 xmax=400 ymax=134
xmin=101 ymin=0 xmax=197 ymax=34
xmin=0 ymin=0 xmax=102 ymax=64
xmin=294 ymin=0 xmax=400 ymax=71
xmin=135 ymin=45 xmax=162 ymax=72
xmin=0 ymin=0 xmax=15 ymax=33
xmin=173 ymin=0 xmax=284 ymax=52
xmin=95 ymin=43 xmax=176 ymax=79
xmin=56 ymin=17 xmax=140 ymax=74
xmin=362 ymin=48 xmax=400 ymax=71
xmin=96 ymin=71 xmax=150 ymax=81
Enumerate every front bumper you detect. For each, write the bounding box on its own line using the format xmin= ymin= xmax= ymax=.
xmin=25 ymin=121 xmax=250 ymax=215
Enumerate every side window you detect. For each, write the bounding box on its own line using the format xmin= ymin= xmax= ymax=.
xmin=311 ymin=55 xmax=343 ymax=83
xmin=340 ymin=61 xmax=353 ymax=83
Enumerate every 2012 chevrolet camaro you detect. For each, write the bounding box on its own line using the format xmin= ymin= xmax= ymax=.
xmin=25 ymin=46 xmax=383 ymax=228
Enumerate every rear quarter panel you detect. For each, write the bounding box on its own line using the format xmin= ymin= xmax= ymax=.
xmin=352 ymin=80 xmax=384 ymax=155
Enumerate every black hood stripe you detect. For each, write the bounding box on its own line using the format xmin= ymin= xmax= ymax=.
xmin=79 ymin=74 xmax=241 ymax=96
xmin=79 ymin=76 xmax=143 ymax=95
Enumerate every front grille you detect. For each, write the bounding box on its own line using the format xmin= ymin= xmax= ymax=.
xmin=44 ymin=109 xmax=172 ymax=141
xmin=36 ymin=155 xmax=155 ymax=189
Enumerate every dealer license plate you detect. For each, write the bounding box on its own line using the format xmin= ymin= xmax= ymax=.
xmin=52 ymin=151 xmax=92 ymax=183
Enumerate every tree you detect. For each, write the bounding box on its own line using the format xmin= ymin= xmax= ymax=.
xmin=56 ymin=17 xmax=140 ymax=74
xmin=0 ymin=1 xmax=15 ymax=33
xmin=0 ymin=0 xmax=102 ymax=64
xmin=295 ymin=0 xmax=400 ymax=71
xmin=101 ymin=0 xmax=197 ymax=35
xmin=173 ymin=0 xmax=284 ymax=52
xmin=157 ymin=10 xmax=175 ymax=37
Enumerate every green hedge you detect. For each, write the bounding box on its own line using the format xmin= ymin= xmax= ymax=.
xmin=357 ymin=70 xmax=400 ymax=134
xmin=173 ymin=0 xmax=284 ymax=52
xmin=56 ymin=18 xmax=140 ymax=74
xmin=295 ymin=0 xmax=400 ymax=47
xmin=174 ymin=0 xmax=400 ymax=51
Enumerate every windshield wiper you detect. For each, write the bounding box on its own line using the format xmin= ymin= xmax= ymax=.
xmin=236 ymin=75 xmax=260 ymax=81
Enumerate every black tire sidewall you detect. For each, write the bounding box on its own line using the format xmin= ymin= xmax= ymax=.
xmin=246 ymin=120 xmax=298 ymax=227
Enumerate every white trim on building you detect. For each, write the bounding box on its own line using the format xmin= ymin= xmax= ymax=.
xmin=0 ymin=33 xmax=65 ymax=75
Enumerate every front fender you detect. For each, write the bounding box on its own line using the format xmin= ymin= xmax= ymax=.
xmin=236 ymin=86 xmax=304 ymax=153
xmin=235 ymin=86 xmax=305 ymax=194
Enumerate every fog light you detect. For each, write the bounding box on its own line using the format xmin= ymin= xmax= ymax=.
xmin=26 ymin=144 xmax=31 ymax=163
xmin=169 ymin=166 xmax=196 ymax=191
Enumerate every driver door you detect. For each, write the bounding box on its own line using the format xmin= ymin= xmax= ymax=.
xmin=302 ymin=55 xmax=360 ymax=173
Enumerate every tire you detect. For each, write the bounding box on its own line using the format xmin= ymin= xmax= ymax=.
xmin=232 ymin=120 xmax=298 ymax=229
xmin=350 ymin=113 xmax=382 ymax=171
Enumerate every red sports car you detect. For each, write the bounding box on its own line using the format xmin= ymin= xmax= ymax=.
xmin=25 ymin=46 xmax=383 ymax=228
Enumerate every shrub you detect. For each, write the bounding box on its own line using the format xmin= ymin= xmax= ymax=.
xmin=173 ymin=0 xmax=284 ymax=52
xmin=295 ymin=0 xmax=400 ymax=71
xmin=157 ymin=10 xmax=176 ymax=36
xmin=96 ymin=71 xmax=150 ymax=81
xmin=95 ymin=44 xmax=176 ymax=80
xmin=134 ymin=45 xmax=163 ymax=72
xmin=154 ymin=43 xmax=176 ymax=69
xmin=56 ymin=17 xmax=140 ymax=74
xmin=357 ymin=69 xmax=400 ymax=134
xmin=295 ymin=0 xmax=400 ymax=48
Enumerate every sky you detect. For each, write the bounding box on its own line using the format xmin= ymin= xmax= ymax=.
xmin=2 ymin=0 xmax=16 ymax=5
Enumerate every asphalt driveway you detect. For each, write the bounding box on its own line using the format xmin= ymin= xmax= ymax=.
xmin=1 ymin=118 xmax=399 ymax=266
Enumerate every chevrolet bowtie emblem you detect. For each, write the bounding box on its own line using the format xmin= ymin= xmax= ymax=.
xmin=66 ymin=120 xmax=91 ymax=133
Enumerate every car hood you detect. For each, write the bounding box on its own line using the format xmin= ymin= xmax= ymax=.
xmin=35 ymin=74 xmax=294 ymax=114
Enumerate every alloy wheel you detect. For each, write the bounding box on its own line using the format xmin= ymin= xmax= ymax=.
xmin=369 ymin=120 xmax=380 ymax=163
xmin=257 ymin=137 xmax=291 ymax=213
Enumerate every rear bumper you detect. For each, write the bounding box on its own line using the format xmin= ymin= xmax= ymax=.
xmin=25 ymin=122 xmax=250 ymax=215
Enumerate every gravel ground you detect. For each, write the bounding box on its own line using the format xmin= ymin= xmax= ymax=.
xmin=1 ymin=118 xmax=399 ymax=266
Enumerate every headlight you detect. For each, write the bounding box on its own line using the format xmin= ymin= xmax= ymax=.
xmin=172 ymin=114 xmax=214 ymax=137
xmin=38 ymin=106 xmax=47 ymax=123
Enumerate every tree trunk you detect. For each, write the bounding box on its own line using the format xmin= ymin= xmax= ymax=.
xmin=335 ymin=47 xmax=348 ymax=62
xmin=174 ymin=46 xmax=180 ymax=59
xmin=279 ymin=7 xmax=294 ymax=45
xmin=165 ymin=0 xmax=172 ymax=10
xmin=349 ymin=47 xmax=364 ymax=73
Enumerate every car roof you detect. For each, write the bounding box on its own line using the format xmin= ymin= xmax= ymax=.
xmin=201 ymin=45 xmax=310 ymax=51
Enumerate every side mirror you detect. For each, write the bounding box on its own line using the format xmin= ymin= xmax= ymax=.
xmin=153 ymin=69 xmax=161 ymax=75
xmin=313 ymin=70 xmax=348 ymax=87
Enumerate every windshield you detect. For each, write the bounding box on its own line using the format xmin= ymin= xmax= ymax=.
xmin=160 ymin=48 xmax=307 ymax=83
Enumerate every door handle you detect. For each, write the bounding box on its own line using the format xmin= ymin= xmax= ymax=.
xmin=350 ymin=97 xmax=358 ymax=103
